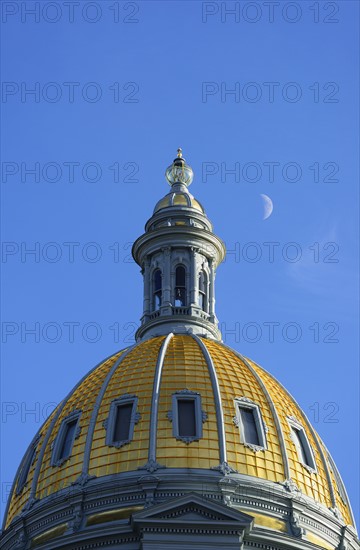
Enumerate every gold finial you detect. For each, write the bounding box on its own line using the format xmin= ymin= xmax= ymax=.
xmin=177 ymin=148 xmax=183 ymax=158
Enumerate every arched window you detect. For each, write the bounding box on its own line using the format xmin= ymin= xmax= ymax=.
xmin=153 ymin=269 xmax=162 ymax=311
xmin=175 ymin=265 xmax=186 ymax=306
xmin=198 ymin=271 xmax=207 ymax=311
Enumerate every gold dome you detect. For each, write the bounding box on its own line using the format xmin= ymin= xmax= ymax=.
xmin=5 ymin=334 xmax=354 ymax=530
xmin=153 ymin=191 xmax=205 ymax=214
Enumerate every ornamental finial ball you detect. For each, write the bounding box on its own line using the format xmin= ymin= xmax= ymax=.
xmin=165 ymin=149 xmax=194 ymax=187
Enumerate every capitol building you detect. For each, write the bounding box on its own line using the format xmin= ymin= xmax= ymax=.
xmin=1 ymin=151 xmax=358 ymax=550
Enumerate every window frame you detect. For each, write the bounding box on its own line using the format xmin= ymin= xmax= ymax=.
xmin=287 ymin=416 xmax=317 ymax=473
xmin=198 ymin=270 xmax=208 ymax=312
xmin=234 ymin=397 xmax=267 ymax=452
xmin=51 ymin=410 xmax=82 ymax=467
xmin=174 ymin=264 xmax=187 ymax=307
xmin=104 ymin=394 xmax=140 ymax=448
xmin=152 ymin=268 xmax=162 ymax=311
xmin=16 ymin=433 xmax=41 ymax=494
xmin=168 ymin=390 xmax=206 ymax=444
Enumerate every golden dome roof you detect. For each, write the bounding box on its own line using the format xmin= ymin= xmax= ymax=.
xmin=5 ymin=334 xmax=354 ymax=530
xmin=153 ymin=190 xmax=205 ymax=214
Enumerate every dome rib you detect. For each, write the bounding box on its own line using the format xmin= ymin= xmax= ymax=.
xmin=19 ymin=351 xmax=122 ymax=520
xmin=193 ymin=335 xmax=232 ymax=474
xmin=254 ymin=362 xmax=337 ymax=509
xmin=1 ymin=406 xmax=58 ymax=530
xmin=224 ymin=345 xmax=291 ymax=481
xmin=79 ymin=344 xmax=137 ymax=482
xmin=254 ymin=364 xmax=353 ymax=520
xmin=143 ymin=333 xmax=173 ymax=471
xmin=248 ymin=359 xmax=350 ymax=519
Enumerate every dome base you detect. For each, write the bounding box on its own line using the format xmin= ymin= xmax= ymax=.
xmin=2 ymin=469 xmax=357 ymax=550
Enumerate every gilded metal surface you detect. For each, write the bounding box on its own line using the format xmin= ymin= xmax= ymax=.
xmin=5 ymin=406 xmax=59 ymax=528
xmin=154 ymin=194 xmax=204 ymax=213
xmin=86 ymin=506 xmax=144 ymax=525
xmin=305 ymin=531 xmax=335 ymax=550
xmin=239 ymin=510 xmax=286 ymax=532
xmin=31 ymin=523 xmax=68 ymax=546
xmin=157 ymin=335 xmax=219 ymax=469
xmin=248 ymin=358 xmax=332 ymax=508
xmin=88 ymin=336 xmax=164 ymax=477
xmin=202 ymin=339 xmax=285 ymax=482
xmin=35 ymin=352 xmax=124 ymax=501
xmin=5 ymin=335 xmax=354 ymax=530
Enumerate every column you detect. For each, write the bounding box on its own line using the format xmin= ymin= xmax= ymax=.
xmin=143 ymin=256 xmax=151 ymax=321
xmin=190 ymin=247 xmax=198 ymax=305
xmin=162 ymin=247 xmax=172 ymax=307
xmin=209 ymin=258 xmax=215 ymax=322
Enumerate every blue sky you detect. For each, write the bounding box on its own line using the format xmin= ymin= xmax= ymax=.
xmin=1 ymin=0 xmax=359 ymax=526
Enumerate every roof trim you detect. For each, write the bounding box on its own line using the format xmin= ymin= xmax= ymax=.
xmin=226 ymin=347 xmax=290 ymax=481
xmin=140 ymin=333 xmax=173 ymax=472
xmin=78 ymin=344 xmax=139 ymax=483
xmin=245 ymin=356 xmax=343 ymax=518
xmin=16 ymin=350 xmax=125 ymax=524
xmin=193 ymin=335 xmax=235 ymax=474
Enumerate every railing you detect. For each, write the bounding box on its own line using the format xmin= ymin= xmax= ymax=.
xmin=172 ymin=306 xmax=190 ymax=316
xmin=149 ymin=310 xmax=161 ymax=320
xmin=148 ymin=307 xmax=210 ymax=320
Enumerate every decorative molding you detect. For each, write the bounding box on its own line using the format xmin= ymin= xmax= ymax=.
xmin=144 ymin=333 xmax=173 ymax=469
xmin=66 ymin=505 xmax=83 ymax=534
xmin=234 ymin=397 xmax=268 ymax=452
xmin=13 ymin=531 xmax=27 ymax=550
xmin=287 ymin=416 xmax=317 ymax=474
xmin=79 ymin=345 xmax=137 ymax=485
xmin=192 ymin=335 xmax=230 ymax=471
xmin=72 ymin=472 xmax=96 ymax=487
xmin=104 ymin=394 xmax=140 ymax=449
xmin=288 ymin=510 xmax=305 ymax=538
xmin=50 ymin=410 xmax=82 ymax=467
xmin=330 ymin=506 xmax=344 ymax=521
xmin=212 ymin=462 xmax=237 ymax=475
xmin=224 ymin=348 xmax=291 ymax=481
xmin=244 ymin=442 xmax=266 ymax=453
xmin=169 ymin=389 xmax=207 ymax=444
xmin=15 ymin=433 xmax=41 ymax=495
xmin=138 ymin=459 xmax=165 ymax=473
xmin=282 ymin=479 xmax=301 ymax=494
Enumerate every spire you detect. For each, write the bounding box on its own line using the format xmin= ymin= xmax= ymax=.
xmin=132 ymin=151 xmax=226 ymax=341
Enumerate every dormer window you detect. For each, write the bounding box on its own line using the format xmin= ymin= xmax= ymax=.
xmin=104 ymin=395 xmax=141 ymax=448
xmin=234 ymin=397 xmax=267 ymax=452
xmin=16 ymin=435 xmax=40 ymax=494
xmin=153 ymin=269 xmax=162 ymax=311
xmin=51 ymin=411 xmax=81 ymax=466
xmin=168 ymin=390 xmax=207 ymax=444
xmin=175 ymin=265 xmax=186 ymax=306
xmin=198 ymin=271 xmax=207 ymax=311
xmin=288 ymin=416 xmax=317 ymax=472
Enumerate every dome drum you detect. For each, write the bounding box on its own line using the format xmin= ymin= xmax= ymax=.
xmin=1 ymin=466 xmax=357 ymax=550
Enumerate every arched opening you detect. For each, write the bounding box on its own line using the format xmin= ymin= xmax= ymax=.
xmin=175 ymin=265 xmax=186 ymax=306
xmin=198 ymin=271 xmax=207 ymax=311
xmin=153 ymin=269 xmax=162 ymax=311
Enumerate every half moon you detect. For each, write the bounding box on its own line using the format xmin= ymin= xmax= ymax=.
xmin=260 ymin=194 xmax=273 ymax=220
